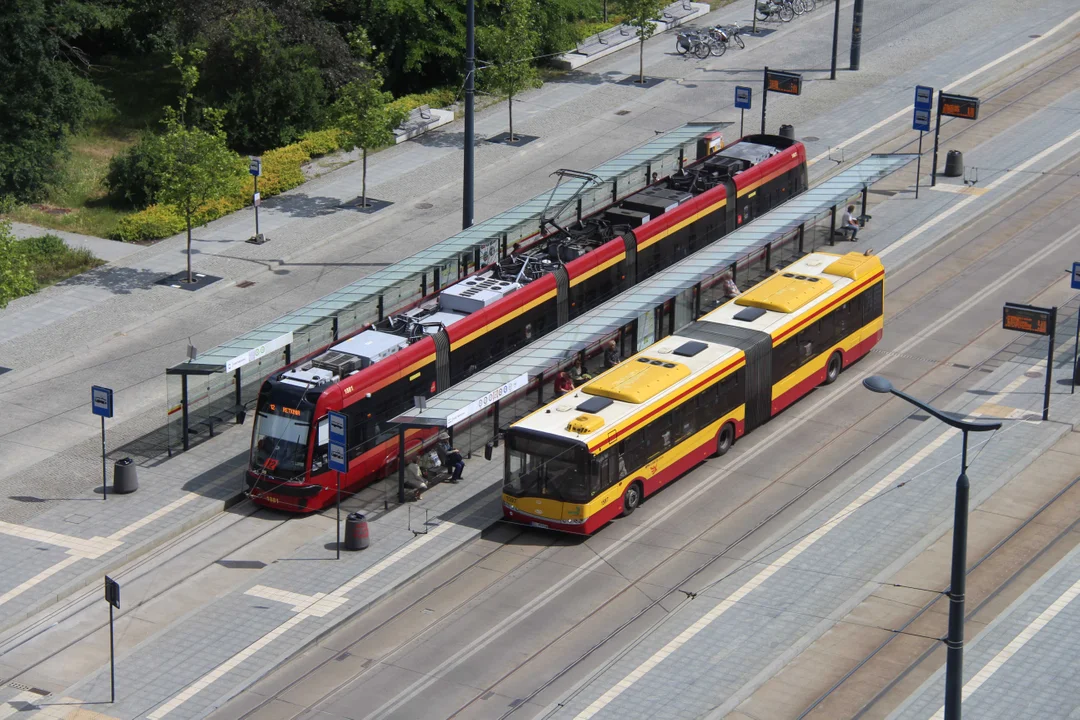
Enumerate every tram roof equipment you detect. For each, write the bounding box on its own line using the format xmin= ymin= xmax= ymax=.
xmin=392 ymin=153 xmax=915 ymax=430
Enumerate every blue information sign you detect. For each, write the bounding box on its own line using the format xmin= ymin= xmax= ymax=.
xmin=92 ymin=386 xmax=114 ymax=418
xmin=734 ymin=86 xmax=752 ymax=110
xmin=914 ymin=85 xmax=934 ymax=111
xmin=913 ymin=107 xmax=932 ymax=133
xmin=328 ymin=410 xmax=347 ymax=473
xmin=1072 ymin=262 xmax=1080 ymax=290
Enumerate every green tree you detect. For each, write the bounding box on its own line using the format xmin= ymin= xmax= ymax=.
xmin=199 ymin=7 xmax=330 ymax=152
xmin=0 ymin=0 xmax=117 ymax=202
xmin=0 ymin=221 xmax=36 ymax=309
xmin=332 ymin=34 xmax=408 ymax=209
xmin=479 ymin=0 xmax=542 ymax=143
xmin=619 ymin=0 xmax=666 ymax=84
xmin=156 ymin=53 xmax=246 ymax=284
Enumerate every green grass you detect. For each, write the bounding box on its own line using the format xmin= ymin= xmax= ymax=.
xmin=3 ymin=55 xmax=180 ymax=239
xmin=18 ymin=235 xmax=105 ymax=290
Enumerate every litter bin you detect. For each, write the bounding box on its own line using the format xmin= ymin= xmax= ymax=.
xmin=345 ymin=512 xmax=370 ymax=550
xmin=944 ymin=150 xmax=964 ymax=177
xmin=113 ymin=457 xmax=138 ymax=494
xmin=779 ymin=124 xmax=795 ymax=140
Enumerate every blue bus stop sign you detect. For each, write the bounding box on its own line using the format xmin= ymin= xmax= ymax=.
xmin=1072 ymin=262 xmax=1080 ymax=290
xmin=92 ymin=386 xmax=114 ymax=418
xmin=914 ymin=85 xmax=933 ymax=110
xmin=328 ymin=410 xmax=347 ymax=473
xmin=734 ymin=86 xmax=752 ymax=110
xmin=913 ymin=107 xmax=932 ymax=133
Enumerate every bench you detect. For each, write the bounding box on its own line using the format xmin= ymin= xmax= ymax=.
xmin=833 ymin=214 xmax=872 ymax=242
xmin=576 ymin=25 xmax=633 ymax=56
xmin=392 ymin=104 xmax=453 ymax=144
xmin=188 ymin=404 xmax=246 ymax=438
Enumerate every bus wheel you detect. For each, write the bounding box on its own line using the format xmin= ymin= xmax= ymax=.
xmin=823 ymin=351 xmax=843 ymax=385
xmin=621 ymin=481 xmax=643 ymax=517
xmin=715 ymin=423 xmax=735 ymax=456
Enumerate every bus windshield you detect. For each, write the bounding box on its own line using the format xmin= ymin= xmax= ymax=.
xmin=251 ymin=400 xmax=314 ymax=480
xmin=504 ymin=433 xmax=592 ymax=504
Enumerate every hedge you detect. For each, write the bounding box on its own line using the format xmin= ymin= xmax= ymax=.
xmin=112 ymin=128 xmax=344 ymax=242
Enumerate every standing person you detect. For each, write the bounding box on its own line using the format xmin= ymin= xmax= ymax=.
xmin=554 ymin=371 xmax=574 ymax=397
xmin=841 ymin=204 xmax=860 ymax=241
xmin=604 ymin=340 xmax=621 ymax=370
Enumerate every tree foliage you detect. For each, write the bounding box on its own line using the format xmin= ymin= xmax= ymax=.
xmin=479 ymin=0 xmax=542 ymax=141
xmin=0 ymin=221 xmax=36 ymax=309
xmin=0 ymin=0 xmax=116 ymax=202
xmin=199 ymin=7 xmax=330 ymax=152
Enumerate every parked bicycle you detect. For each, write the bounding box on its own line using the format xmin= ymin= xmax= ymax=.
xmin=715 ymin=23 xmax=745 ymax=49
xmin=675 ymin=30 xmax=712 ymax=59
xmin=756 ymin=0 xmax=794 ymax=22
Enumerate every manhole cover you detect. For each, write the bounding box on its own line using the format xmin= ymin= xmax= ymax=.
xmin=802 ymin=136 xmax=820 ymax=141
xmin=1025 ymin=371 xmax=1043 ymax=378
xmin=414 ymin=202 xmax=433 ymax=210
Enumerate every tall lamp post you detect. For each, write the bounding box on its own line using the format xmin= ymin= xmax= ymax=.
xmin=862 ymin=376 xmax=1001 ymax=720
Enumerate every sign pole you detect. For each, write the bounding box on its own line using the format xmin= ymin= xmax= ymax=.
xmin=931 ymin=93 xmax=943 ymax=187
xmin=336 ymin=470 xmax=341 ymax=560
xmin=916 ymin=131 xmax=924 ymax=199
xmin=327 ymin=411 xmax=349 ymax=557
xmin=110 ymin=602 xmax=115 ymax=702
xmin=254 ymin=174 xmax=260 ymax=238
xmin=101 ymin=415 xmax=107 ymax=501
xmin=1073 ymin=308 xmax=1078 ymax=395
xmin=740 ymin=109 xmax=744 ymax=139
xmin=761 ymin=67 xmax=768 ymax=134
xmin=1044 ymin=307 xmax=1056 ymax=421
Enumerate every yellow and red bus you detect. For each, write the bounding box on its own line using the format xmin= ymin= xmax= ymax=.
xmin=502 ymin=251 xmax=884 ymax=534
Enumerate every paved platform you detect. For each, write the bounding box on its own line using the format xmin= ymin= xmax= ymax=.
xmin=890 ymin=538 xmax=1080 ymax=720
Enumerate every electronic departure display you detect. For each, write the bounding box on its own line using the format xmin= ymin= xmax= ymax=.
xmin=940 ymin=92 xmax=980 ymax=120
xmin=1002 ymin=303 xmax=1052 ymax=336
xmin=766 ymin=70 xmax=802 ymax=96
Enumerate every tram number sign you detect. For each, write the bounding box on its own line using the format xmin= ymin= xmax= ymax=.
xmin=105 ymin=576 xmax=120 ymax=609
xmin=328 ymin=410 xmax=348 ymax=473
xmin=1071 ymin=261 xmax=1080 ymax=290
xmin=939 ymin=93 xmax=979 ymax=120
xmin=734 ymin=86 xmax=752 ymax=110
xmin=1003 ymin=303 xmax=1052 ymax=336
xmin=92 ymin=386 xmax=114 ymax=418
xmin=914 ymin=85 xmax=934 ymax=111
xmin=765 ymin=70 xmax=802 ymax=96
xmin=913 ymin=108 xmax=931 ymax=133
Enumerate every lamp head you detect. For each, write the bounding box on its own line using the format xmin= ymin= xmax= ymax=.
xmin=863 ymin=375 xmax=894 ymax=394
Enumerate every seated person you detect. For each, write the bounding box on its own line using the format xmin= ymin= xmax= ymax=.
xmin=569 ymin=358 xmax=592 ymax=385
xmin=436 ymin=431 xmax=464 ymax=483
xmin=840 ymin=204 xmax=860 ymax=241
xmin=554 ymin=371 xmax=575 ymax=397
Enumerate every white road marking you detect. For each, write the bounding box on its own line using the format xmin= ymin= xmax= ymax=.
xmin=879 ymin=128 xmax=1080 ymax=259
xmin=929 ymin=184 xmax=988 ymax=197
xmin=245 ymin=585 xmax=346 ymax=617
xmin=372 ymin=218 xmax=1080 ymax=720
xmin=147 ymin=521 xmax=457 ymax=719
xmin=0 ymin=492 xmax=199 ymax=610
xmin=806 ymin=8 xmax=1080 ymax=167
xmin=929 ymin=574 xmax=1080 ymax=720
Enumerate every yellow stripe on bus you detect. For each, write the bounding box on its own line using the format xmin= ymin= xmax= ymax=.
xmin=505 ymin=407 xmax=744 ymax=523
xmin=771 ymin=272 xmax=883 ymax=345
xmin=771 ymin=316 xmax=883 ymax=401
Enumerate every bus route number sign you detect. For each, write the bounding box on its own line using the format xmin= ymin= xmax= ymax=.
xmin=766 ymin=70 xmax=802 ymax=96
xmin=939 ymin=92 xmax=979 ymax=120
xmin=1002 ymin=303 xmax=1051 ymax=336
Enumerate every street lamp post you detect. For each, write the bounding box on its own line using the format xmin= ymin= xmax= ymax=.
xmin=862 ymin=376 xmax=1001 ymax=720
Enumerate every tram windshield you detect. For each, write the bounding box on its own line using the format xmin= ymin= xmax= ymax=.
xmin=504 ymin=433 xmax=592 ymax=503
xmin=251 ymin=385 xmax=316 ymax=480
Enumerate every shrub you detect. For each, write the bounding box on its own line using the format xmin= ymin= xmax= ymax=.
xmin=297 ymin=128 xmax=343 ymax=158
xmin=105 ymin=132 xmax=169 ymax=208
xmin=113 ymin=204 xmax=185 ymax=242
xmin=387 ymin=88 xmax=457 ymax=116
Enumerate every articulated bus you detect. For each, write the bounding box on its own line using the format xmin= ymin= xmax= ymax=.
xmin=502 ymin=251 xmax=885 ymax=534
xmin=248 ymin=135 xmax=808 ymax=512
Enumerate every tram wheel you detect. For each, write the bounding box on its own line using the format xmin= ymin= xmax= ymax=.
xmin=715 ymin=423 xmax=735 ymax=456
xmin=823 ymin=351 xmax=843 ymax=385
xmin=621 ymin=481 xmax=643 ymax=517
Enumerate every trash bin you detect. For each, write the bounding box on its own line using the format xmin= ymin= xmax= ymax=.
xmin=779 ymin=124 xmax=795 ymax=140
xmin=345 ymin=512 xmax=370 ymax=550
xmin=113 ymin=457 xmax=138 ymax=494
xmin=944 ymin=150 xmax=964 ymax=177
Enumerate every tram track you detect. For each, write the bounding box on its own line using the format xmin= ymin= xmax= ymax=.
xmin=207 ymin=40 xmax=1080 ymax=720
xmin=256 ymin=209 xmax=1080 ymax=720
